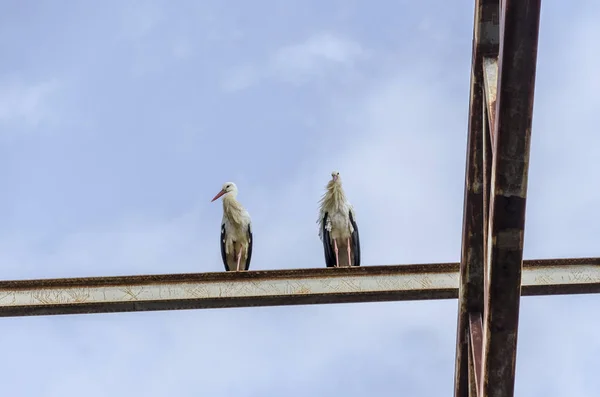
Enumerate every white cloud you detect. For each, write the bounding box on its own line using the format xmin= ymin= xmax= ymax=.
xmin=269 ymin=32 xmax=366 ymax=84
xmin=0 ymin=78 xmax=61 ymax=129
xmin=221 ymin=32 xmax=367 ymax=91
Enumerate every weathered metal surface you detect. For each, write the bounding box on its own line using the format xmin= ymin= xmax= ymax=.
xmin=456 ymin=65 xmax=485 ymax=397
xmin=454 ymin=2 xmax=500 ymax=396
xmin=482 ymin=98 xmax=493 ymax=304
xmin=0 ymin=263 xmax=457 ymax=317
xmin=483 ymin=57 xmax=499 ymax=148
xmin=472 ymin=1 xmax=501 ymax=57
xmin=481 ymin=0 xmax=542 ymax=396
xmin=468 ymin=349 xmax=478 ymax=397
xmin=0 ymin=259 xmax=598 ymax=317
xmin=469 ymin=313 xmax=484 ymax=397
xmin=523 ymin=261 xmax=600 ymax=295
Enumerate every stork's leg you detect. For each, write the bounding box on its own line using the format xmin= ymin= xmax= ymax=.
xmin=347 ymin=237 xmax=352 ymax=267
xmin=236 ymin=245 xmax=243 ymax=271
xmin=333 ymin=239 xmax=340 ymax=267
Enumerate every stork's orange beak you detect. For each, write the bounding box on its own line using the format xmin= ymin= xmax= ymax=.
xmin=333 ymin=174 xmax=338 ymax=182
xmin=211 ymin=189 xmax=226 ymax=202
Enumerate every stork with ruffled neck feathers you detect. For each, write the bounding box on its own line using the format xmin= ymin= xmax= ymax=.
xmin=318 ymin=171 xmax=361 ymax=268
xmin=211 ymin=182 xmax=253 ymax=271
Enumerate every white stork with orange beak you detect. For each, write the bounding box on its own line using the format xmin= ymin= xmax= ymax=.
xmin=211 ymin=182 xmax=253 ymax=271
xmin=318 ymin=171 xmax=361 ymax=267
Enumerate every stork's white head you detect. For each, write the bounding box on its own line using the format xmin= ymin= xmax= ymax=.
xmin=211 ymin=182 xmax=238 ymax=202
xmin=331 ymin=170 xmax=340 ymax=183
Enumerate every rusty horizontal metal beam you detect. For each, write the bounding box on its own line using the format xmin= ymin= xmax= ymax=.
xmin=0 ymin=258 xmax=597 ymax=318
xmin=480 ymin=0 xmax=542 ymax=396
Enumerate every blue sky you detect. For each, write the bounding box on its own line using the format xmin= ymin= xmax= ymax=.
xmin=1 ymin=1 xmax=599 ymax=396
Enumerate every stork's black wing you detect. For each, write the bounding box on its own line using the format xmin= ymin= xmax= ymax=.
xmin=244 ymin=223 xmax=253 ymax=271
xmin=349 ymin=210 xmax=361 ymax=267
xmin=220 ymin=223 xmax=229 ymax=271
xmin=321 ymin=212 xmax=336 ymax=267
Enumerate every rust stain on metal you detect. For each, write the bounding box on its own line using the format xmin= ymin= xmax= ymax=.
xmin=0 ymin=263 xmax=459 ymax=291
xmin=495 ymin=229 xmax=524 ymax=250
xmin=526 ymin=257 xmax=600 ymax=267
xmin=483 ymin=56 xmax=498 ymax=148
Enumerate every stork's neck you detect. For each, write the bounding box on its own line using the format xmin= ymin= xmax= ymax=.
xmin=222 ymin=193 xmax=248 ymax=226
xmin=222 ymin=193 xmax=239 ymax=206
xmin=222 ymin=194 xmax=245 ymax=214
xmin=323 ymin=182 xmax=348 ymax=210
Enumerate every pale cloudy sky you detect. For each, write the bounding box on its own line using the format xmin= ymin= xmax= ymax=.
xmin=1 ymin=1 xmax=599 ymax=396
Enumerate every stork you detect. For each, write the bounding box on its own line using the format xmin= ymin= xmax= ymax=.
xmin=211 ymin=182 xmax=253 ymax=272
xmin=318 ymin=171 xmax=361 ymax=268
